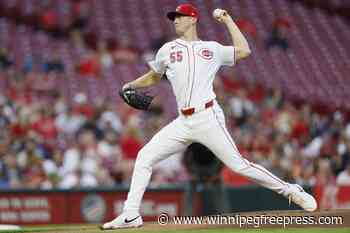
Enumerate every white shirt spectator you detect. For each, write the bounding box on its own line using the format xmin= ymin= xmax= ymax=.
xmin=337 ymin=143 xmax=347 ymax=155
xmin=336 ymin=170 xmax=350 ymax=186
xmin=60 ymin=147 xmax=99 ymax=188
xmin=229 ymin=96 xmax=254 ymax=119
xmin=81 ymin=148 xmax=99 ymax=174
xmin=62 ymin=147 xmax=99 ymax=174
xmin=98 ymin=140 xmax=122 ymax=160
xmin=55 ymin=112 xmax=86 ymax=135
xmin=43 ymin=159 xmax=58 ymax=175
xmin=346 ymin=123 xmax=350 ymax=140
xmin=100 ymin=53 xmax=113 ymax=69
xmin=98 ymin=111 xmax=122 ymax=133
xmin=59 ymin=172 xmax=98 ymax=189
xmin=81 ymin=173 xmax=98 ymax=187
xmin=62 ymin=148 xmax=80 ymax=175
xmin=59 ymin=173 xmax=78 ymax=189
xmin=302 ymin=136 xmax=323 ymax=158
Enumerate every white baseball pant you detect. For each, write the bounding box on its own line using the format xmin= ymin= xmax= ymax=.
xmin=123 ymin=101 xmax=290 ymax=212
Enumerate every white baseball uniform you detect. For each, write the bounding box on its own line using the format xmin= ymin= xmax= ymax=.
xmin=123 ymin=38 xmax=291 ymax=212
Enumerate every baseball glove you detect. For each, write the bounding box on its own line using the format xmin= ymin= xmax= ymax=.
xmin=119 ymin=88 xmax=154 ymax=110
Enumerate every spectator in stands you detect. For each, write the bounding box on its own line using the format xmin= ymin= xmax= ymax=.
xmin=72 ymin=93 xmax=95 ymax=119
xmin=1 ymin=151 xmax=22 ymax=188
xmin=17 ymin=137 xmax=46 ymax=168
xmin=29 ymin=73 xmax=58 ymax=99
xmin=70 ymin=0 xmax=91 ymax=31
xmin=40 ymin=6 xmax=60 ymax=38
xmin=83 ymin=32 xmax=98 ymax=51
xmin=274 ymin=102 xmax=295 ymax=134
xmin=120 ymin=125 xmax=143 ymax=184
xmin=337 ymin=138 xmax=350 ymax=173
xmin=0 ymin=154 xmax=8 ymax=188
xmin=267 ymin=150 xmax=287 ymax=179
xmin=77 ymin=51 xmax=101 ymax=77
xmin=228 ymin=89 xmax=255 ymax=126
xmin=7 ymin=74 xmax=34 ymax=106
xmin=106 ymin=38 xmax=118 ymax=53
xmin=60 ymin=129 xmax=101 ymax=188
xmin=345 ymin=122 xmax=350 ymax=140
xmin=0 ymin=96 xmax=12 ymax=127
xmin=266 ymin=17 xmax=291 ymax=51
xmin=285 ymin=155 xmax=300 ymax=183
xmin=22 ymin=152 xmax=48 ymax=189
xmin=43 ymin=53 xmax=65 ymax=73
xmin=30 ymin=106 xmax=58 ymax=142
xmin=98 ymin=40 xmax=114 ymax=70
xmin=300 ymin=164 xmax=316 ymax=186
xmin=22 ymin=55 xmax=35 ymax=74
xmin=42 ymin=149 xmax=63 ymax=188
xmin=98 ymin=130 xmax=121 ymax=163
xmin=98 ymin=108 xmax=123 ymax=134
xmin=336 ymin=162 xmax=350 ymax=185
xmin=55 ymin=105 xmax=86 ymax=137
xmin=0 ymin=48 xmax=14 ymax=70
xmin=97 ymin=129 xmax=123 ymax=184
xmin=315 ymin=159 xmax=336 ymax=186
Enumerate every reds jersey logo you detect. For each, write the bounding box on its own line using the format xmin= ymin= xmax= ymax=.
xmin=198 ymin=48 xmax=213 ymax=60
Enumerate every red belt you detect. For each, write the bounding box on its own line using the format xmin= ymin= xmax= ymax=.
xmin=181 ymin=100 xmax=214 ymax=116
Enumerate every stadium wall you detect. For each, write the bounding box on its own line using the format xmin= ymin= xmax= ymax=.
xmin=0 ymin=186 xmax=349 ymax=224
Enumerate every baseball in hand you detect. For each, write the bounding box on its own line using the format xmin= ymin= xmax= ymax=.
xmin=213 ymin=8 xmax=225 ymax=20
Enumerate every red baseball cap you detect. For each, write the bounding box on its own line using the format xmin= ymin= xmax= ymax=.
xmin=167 ymin=4 xmax=198 ymax=21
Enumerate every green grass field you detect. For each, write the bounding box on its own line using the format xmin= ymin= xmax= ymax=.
xmin=0 ymin=225 xmax=349 ymax=233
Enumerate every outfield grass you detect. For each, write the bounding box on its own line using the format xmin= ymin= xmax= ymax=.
xmin=0 ymin=226 xmax=349 ymax=233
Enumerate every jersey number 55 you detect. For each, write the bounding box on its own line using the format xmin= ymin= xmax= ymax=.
xmin=170 ymin=51 xmax=183 ymax=63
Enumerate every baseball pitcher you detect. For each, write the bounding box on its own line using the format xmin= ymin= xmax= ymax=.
xmin=102 ymin=4 xmax=317 ymax=230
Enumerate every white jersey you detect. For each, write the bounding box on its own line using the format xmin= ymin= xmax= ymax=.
xmin=148 ymin=38 xmax=236 ymax=111
xmin=121 ymin=40 xmax=305 ymax=218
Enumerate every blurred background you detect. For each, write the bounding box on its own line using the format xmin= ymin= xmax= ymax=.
xmin=0 ymin=0 xmax=350 ymax=224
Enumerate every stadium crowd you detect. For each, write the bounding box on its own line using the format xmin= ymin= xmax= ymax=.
xmin=0 ymin=61 xmax=350 ymax=191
